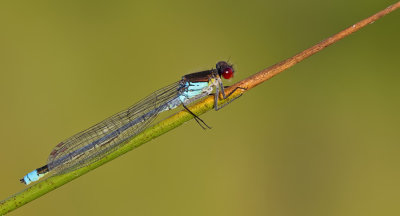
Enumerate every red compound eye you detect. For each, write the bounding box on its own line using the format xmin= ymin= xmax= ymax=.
xmin=221 ymin=67 xmax=234 ymax=79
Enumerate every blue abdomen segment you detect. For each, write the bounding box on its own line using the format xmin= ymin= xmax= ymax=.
xmin=22 ymin=169 xmax=47 ymax=185
xmin=179 ymin=82 xmax=209 ymax=101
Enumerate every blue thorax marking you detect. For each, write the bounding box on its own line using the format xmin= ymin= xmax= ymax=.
xmin=179 ymin=81 xmax=209 ymax=102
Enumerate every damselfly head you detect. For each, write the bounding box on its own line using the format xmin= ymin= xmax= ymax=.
xmin=216 ymin=61 xmax=234 ymax=80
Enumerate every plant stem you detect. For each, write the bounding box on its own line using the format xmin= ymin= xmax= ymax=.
xmin=1 ymin=1 xmax=399 ymax=214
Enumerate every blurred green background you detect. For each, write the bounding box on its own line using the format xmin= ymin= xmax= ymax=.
xmin=1 ymin=0 xmax=399 ymax=215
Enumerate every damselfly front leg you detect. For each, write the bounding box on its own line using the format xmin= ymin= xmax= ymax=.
xmin=213 ymin=78 xmax=246 ymax=111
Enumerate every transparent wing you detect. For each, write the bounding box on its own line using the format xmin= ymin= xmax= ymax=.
xmin=47 ymin=81 xmax=182 ymax=174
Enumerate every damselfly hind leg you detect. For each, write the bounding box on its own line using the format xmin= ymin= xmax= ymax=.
xmin=182 ymin=103 xmax=211 ymax=130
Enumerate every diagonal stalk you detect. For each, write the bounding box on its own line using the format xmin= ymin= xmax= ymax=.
xmin=1 ymin=1 xmax=399 ymax=214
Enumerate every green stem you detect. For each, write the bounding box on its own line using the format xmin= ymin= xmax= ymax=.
xmin=1 ymin=2 xmax=399 ymax=214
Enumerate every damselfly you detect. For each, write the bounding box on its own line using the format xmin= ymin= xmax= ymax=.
xmin=21 ymin=61 xmax=243 ymax=185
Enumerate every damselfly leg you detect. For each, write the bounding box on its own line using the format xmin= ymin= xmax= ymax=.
xmin=214 ymin=80 xmax=246 ymax=111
